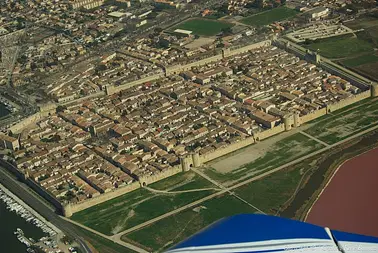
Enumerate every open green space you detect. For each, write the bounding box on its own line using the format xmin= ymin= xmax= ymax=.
xmin=234 ymin=165 xmax=306 ymax=215
xmin=341 ymin=54 xmax=378 ymax=67
xmin=241 ymin=7 xmax=298 ymax=26
xmin=305 ymin=36 xmax=374 ymax=59
xmin=149 ymin=171 xmax=215 ymax=191
xmin=74 ymin=225 xmax=136 ymax=253
xmin=204 ymin=133 xmax=324 ymax=185
xmin=172 ymin=18 xmax=233 ymax=36
xmin=304 ymin=98 xmax=378 ymax=144
xmin=71 ymin=180 xmax=215 ymax=235
xmin=124 ymin=194 xmax=258 ymax=252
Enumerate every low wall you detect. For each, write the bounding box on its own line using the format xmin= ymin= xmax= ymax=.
xmin=300 ymin=108 xmax=327 ymax=124
xmin=200 ymin=136 xmax=256 ymax=164
xmin=69 ymin=181 xmax=140 ymax=214
xmin=326 ymin=91 xmax=371 ymax=113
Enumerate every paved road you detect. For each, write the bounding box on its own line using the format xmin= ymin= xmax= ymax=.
xmin=113 ymin=122 xmax=378 ymax=239
xmin=61 ymin=218 xmax=149 ymax=253
xmin=0 ymin=167 xmax=93 ymax=253
xmin=144 ymin=186 xmax=220 ymax=194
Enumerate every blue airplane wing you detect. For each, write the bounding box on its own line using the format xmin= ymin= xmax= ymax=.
xmin=165 ymin=214 xmax=378 ymax=253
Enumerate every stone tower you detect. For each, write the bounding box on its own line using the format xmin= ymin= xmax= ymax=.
xmin=283 ymin=115 xmax=293 ymax=131
xmin=371 ymin=83 xmax=378 ymax=97
xmin=192 ymin=153 xmax=201 ymax=168
xmin=63 ymin=203 xmax=73 ymax=217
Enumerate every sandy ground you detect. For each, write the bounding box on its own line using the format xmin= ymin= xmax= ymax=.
xmin=185 ymin=38 xmax=215 ymax=49
xmin=208 ymin=130 xmax=300 ymax=173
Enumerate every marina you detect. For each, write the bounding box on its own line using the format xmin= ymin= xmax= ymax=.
xmin=0 ymin=183 xmax=63 ymax=252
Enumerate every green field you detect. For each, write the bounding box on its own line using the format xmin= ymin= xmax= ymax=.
xmin=148 ymin=171 xmax=214 ymax=191
xmin=305 ymin=37 xmax=374 ymax=59
xmin=172 ymin=18 xmax=233 ymax=36
xmin=304 ymin=98 xmax=378 ymax=144
xmin=341 ymin=54 xmax=378 ymax=67
xmin=234 ymin=164 xmax=307 ymax=215
xmin=124 ymin=194 xmax=259 ymax=251
xmin=71 ymin=175 xmax=216 ymax=235
xmin=241 ymin=7 xmax=298 ymax=26
xmin=204 ymin=133 xmax=324 ymax=185
xmin=74 ymin=225 xmax=137 ymax=253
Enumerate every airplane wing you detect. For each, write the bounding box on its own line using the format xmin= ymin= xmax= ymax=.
xmin=165 ymin=214 xmax=378 ymax=253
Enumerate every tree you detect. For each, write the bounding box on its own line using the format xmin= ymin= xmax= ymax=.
xmin=221 ymin=27 xmax=233 ymax=35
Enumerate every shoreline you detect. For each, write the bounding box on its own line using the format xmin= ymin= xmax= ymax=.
xmin=303 ymin=145 xmax=378 ymax=222
xmin=0 ymin=182 xmax=62 ymax=234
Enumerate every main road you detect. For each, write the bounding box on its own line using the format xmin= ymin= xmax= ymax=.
xmin=0 ymin=167 xmax=93 ymax=253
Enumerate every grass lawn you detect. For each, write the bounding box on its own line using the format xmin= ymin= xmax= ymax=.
xmin=341 ymin=54 xmax=378 ymax=68
xmin=234 ymin=164 xmax=306 ymax=215
xmin=74 ymin=225 xmax=137 ymax=253
xmin=71 ymin=184 xmax=215 ymax=235
xmin=148 ymin=171 xmax=215 ymax=191
xmin=305 ymin=37 xmax=374 ymax=59
xmin=172 ymin=18 xmax=233 ymax=36
xmin=304 ymin=98 xmax=378 ymax=144
xmin=241 ymin=7 xmax=298 ymax=26
xmin=203 ymin=133 xmax=324 ymax=185
xmin=123 ymin=194 xmax=259 ymax=252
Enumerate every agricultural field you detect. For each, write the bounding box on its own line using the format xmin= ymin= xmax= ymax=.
xmin=123 ymin=194 xmax=259 ymax=252
xmin=305 ymin=36 xmax=374 ymax=59
xmin=71 ymin=174 xmax=216 ymax=235
xmin=171 ymin=18 xmax=233 ymax=36
xmin=304 ymin=98 xmax=378 ymax=144
xmin=241 ymin=7 xmax=298 ymax=26
xmin=203 ymin=133 xmax=324 ymax=186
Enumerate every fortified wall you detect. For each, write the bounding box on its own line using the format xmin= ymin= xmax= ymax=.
xmin=300 ymin=108 xmax=327 ymax=124
xmin=106 ymin=40 xmax=272 ymax=95
xmin=106 ymin=73 xmax=166 ymax=95
xmin=8 ymin=110 xmax=53 ymax=134
xmin=326 ymin=90 xmax=371 ymax=113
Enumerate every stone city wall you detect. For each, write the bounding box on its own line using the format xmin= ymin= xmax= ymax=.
xmin=106 ymin=73 xmax=165 ymax=95
xmin=68 ymin=181 xmax=140 ymax=215
xmin=254 ymin=124 xmax=286 ymax=141
xmin=8 ymin=110 xmax=52 ymax=134
xmin=200 ymin=136 xmax=256 ymax=164
xmin=139 ymin=165 xmax=182 ymax=185
xmin=0 ymin=159 xmax=65 ymax=213
xmin=326 ymin=90 xmax=371 ymax=113
xmin=105 ymin=40 xmax=273 ymax=95
xmin=165 ymin=54 xmax=224 ymax=76
xmin=300 ymin=108 xmax=327 ymax=124
xmin=224 ymin=40 xmax=272 ymax=58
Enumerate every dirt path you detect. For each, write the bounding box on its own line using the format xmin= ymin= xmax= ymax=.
xmin=144 ymin=186 xmax=221 ymax=194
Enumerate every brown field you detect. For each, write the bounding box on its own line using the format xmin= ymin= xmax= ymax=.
xmin=306 ymin=147 xmax=378 ymax=238
xmin=354 ymin=61 xmax=378 ymax=81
